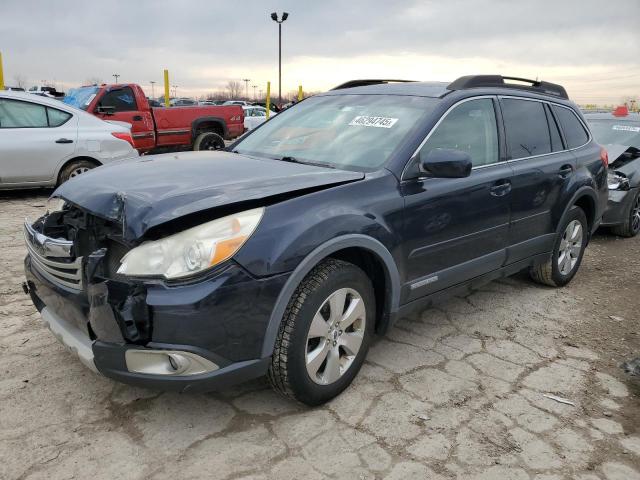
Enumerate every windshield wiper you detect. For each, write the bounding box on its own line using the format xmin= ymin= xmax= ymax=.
xmin=279 ymin=156 xmax=335 ymax=169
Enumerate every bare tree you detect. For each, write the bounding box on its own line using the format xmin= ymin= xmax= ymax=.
xmin=85 ymin=76 xmax=103 ymax=86
xmin=225 ymin=80 xmax=243 ymax=99
xmin=12 ymin=74 xmax=27 ymax=89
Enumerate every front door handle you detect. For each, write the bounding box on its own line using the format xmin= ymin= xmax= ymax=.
xmin=132 ymin=115 xmax=143 ymax=121
xmin=55 ymin=138 xmax=73 ymax=144
xmin=558 ymin=164 xmax=574 ymax=179
xmin=490 ymin=181 xmax=512 ymax=197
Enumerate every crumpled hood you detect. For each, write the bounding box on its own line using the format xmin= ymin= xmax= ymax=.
xmin=54 ymin=151 xmax=363 ymax=240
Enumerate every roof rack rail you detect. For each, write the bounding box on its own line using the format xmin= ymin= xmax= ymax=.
xmin=331 ymin=79 xmax=416 ymax=90
xmin=447 ymin=75 xmax=568 ymax=99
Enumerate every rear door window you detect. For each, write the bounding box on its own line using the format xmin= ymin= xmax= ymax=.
xmin=0 ymin=98 xmax=48 ymax=128
xmin=99 ymin=87 xmax=138 ymax=112
xmin=553 ymin=105 xmax=589 ymax=149
xmin=501 ymin=98 xmax=551 ymax=159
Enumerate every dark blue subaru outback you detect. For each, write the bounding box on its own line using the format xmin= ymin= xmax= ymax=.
xmin=24 ymin=75 xmax=608 ymax=405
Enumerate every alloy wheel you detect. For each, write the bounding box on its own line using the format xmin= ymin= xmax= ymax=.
xmin=69 ymin=167 xmax=90 ymax=178
xmin=631 ymin=195 xmax=640 ymax=233
xmin=305 ymin=288 xmax=366 ymax=385
xmin=557 ymin=220 xmax=583 ymax=275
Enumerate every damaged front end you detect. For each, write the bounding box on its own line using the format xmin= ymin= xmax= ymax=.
xmin=23 ymin=202 xmax=152 ymax=346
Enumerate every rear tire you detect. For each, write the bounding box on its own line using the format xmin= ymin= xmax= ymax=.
xmin=529 ymin=206 xmax=588 ymax=287
xmin=193 ymin=131 xmax=225 ymax=151
xmin=611 ymin=190 xmax=640 ymax=238
xmin=58 ymin=159 xmax=97 ymax=186
xmin=268 ymin=258 xmax=375 ymax=406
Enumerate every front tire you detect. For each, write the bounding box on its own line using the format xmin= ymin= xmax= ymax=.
xmin=268 ymin=258 xmax=375 ymax=406
xmin=529 ymin=206 xmax=588 ymax=287
xmin=611 ymin=190 xmax=640 ymax=238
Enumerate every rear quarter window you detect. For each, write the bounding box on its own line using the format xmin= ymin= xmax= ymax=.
xmin=553 ymin=105 xmax=589 ymax=149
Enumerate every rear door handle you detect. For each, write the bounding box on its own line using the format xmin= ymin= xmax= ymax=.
xmin=55 ymin=138 xmax=73 ymax=144
xmin=557 ymin=165 xmax=573 ymax=178
xmin=132 ymin=115 xmax=143 ymax=121
xmin=490 ymin=180 xmax=512 ymax=197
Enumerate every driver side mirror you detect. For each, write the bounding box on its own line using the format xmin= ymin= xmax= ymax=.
xmin=96 ymin=105 xmax=115 ymax=116
xmin=420 ymin=148 xmax=472 ymax=178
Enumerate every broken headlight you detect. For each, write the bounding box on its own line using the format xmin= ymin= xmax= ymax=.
xmin=607 ymin=171 xmax=630 ymax=191
xmin=117 ymin=208 xmax=264 ymax=279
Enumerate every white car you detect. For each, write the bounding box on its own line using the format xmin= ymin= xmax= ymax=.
xmin=243 ymin=105 xmax=276 ymax=131
xmin=0 ymin=91 xmax=138 ymax=189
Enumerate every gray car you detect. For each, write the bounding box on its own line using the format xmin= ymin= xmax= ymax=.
xmin=585 ymin=108 xmax=640 ymax=237
xmin=0 ymin=91 xmax=138 ymax=189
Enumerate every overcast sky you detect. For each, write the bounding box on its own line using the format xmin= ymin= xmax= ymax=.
xmin=1 ymin=0 xmax=638 ymax=104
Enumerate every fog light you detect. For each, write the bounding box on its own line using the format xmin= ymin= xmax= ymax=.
xmin=125 ymin=349 xmax=219 ymax=376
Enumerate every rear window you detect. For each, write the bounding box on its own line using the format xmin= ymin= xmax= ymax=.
xmin=502 ymin=98 xmax=551 ymax=159
xmin=553 ymin=106 xmax=589 ymax=149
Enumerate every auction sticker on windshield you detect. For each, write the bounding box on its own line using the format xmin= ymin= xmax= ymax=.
xmin=349 ymin=116 xmax=398 ymax=128
xmin=613 ymin=125 xmax=640 ymax=133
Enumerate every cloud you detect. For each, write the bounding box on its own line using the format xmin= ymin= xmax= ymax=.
xmin=0 ymin=0 xmax=638 ymax=103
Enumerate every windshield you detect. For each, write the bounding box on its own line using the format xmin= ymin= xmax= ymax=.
xmin=63 ymin=86 xmax=99 ymax=110
xmin=587 ymin=119 xmax=640 ymax=148
xmin=234 ymin=94 xmax=436 ymax=171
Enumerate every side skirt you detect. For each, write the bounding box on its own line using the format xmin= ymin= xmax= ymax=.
xmin=389 ymin=252 xmax=551 ymax=328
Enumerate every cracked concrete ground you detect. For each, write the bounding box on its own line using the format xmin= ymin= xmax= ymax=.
xmin=1 ymin=190 xmax=639 ymax=480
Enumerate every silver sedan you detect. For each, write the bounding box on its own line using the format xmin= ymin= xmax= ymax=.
xmin=0 ymin=91 xmax=138 ymax=189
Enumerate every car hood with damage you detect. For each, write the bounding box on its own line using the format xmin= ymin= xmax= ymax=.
xmin=53 ymin=151 xmax=364 ymax=240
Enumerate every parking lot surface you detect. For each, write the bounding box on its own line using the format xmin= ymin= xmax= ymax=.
xmin=1 ymin=190 xmax=639 ymax=480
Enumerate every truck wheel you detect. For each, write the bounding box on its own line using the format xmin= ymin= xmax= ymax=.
xmin=268 ymin=258 xmax=375 ymax=406
xmin=611 ymin=191 xmax=640 ymax=238
xmin=193 ymin=131 xmax=225 ymax=151
xmin=529 ymin=206 xmax=588 ymax=287
xmin=58 ymin=160 xmax=97 ymax=186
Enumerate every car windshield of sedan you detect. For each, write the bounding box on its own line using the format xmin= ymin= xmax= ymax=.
xmin=587 ymin=119 xmax=640 ymax=148
xmin=63 ymin=86 xmax=99 ymax=111
xmin=234 ymin=94 xmax=437 ymax=171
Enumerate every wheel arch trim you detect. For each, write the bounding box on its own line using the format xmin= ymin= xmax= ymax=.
xmin=260 ymin=234 xmax=401 ymax=358
xmin=191 ymin=116 xmax=228 ymax=141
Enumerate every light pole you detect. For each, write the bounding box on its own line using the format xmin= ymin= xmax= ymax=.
xmin=252 ymin=84 xmax=257 ymax=100
xmin=150 ymin=81 xmax=156 ymax=99
xmin=270 ymin=11 xmax=289 ymax=106
xmin=172 ymin=85 xmax=178 ymax=98
xmin=113 ymin=74 xmax=120 ymax=83
xmin=242 ymin=78 xmax=251 ymax=100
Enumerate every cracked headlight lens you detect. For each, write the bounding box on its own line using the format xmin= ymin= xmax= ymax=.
xmin=607 ymin=171 xmax=629 ymax=191
xmin=117 ymin=208 xmax=264 ymax=279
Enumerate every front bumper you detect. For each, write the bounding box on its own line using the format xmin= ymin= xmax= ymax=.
xmin=601 ymin=186 xmax=638 ymax=226
xmin=24 ymin=252 xmax=287 ymax=392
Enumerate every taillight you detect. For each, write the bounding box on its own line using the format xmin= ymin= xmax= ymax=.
xmin=112 ymin=132 xmax=135 ymax=147
xmin=600 ymin=147 xmax=609 ymax=168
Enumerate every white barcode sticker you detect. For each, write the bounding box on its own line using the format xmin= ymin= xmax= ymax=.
xmin=612 ymin=124 xmax=640 ymax=133
xmin=349 ymin=116 xmax=398 ymax=128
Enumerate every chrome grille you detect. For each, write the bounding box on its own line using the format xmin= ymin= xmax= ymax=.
xmin=24 ymin=220 xmax=83 ymax=291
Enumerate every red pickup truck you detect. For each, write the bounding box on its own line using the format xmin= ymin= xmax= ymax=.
xmin=63 ymin=83 xmax=244 ymax=153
